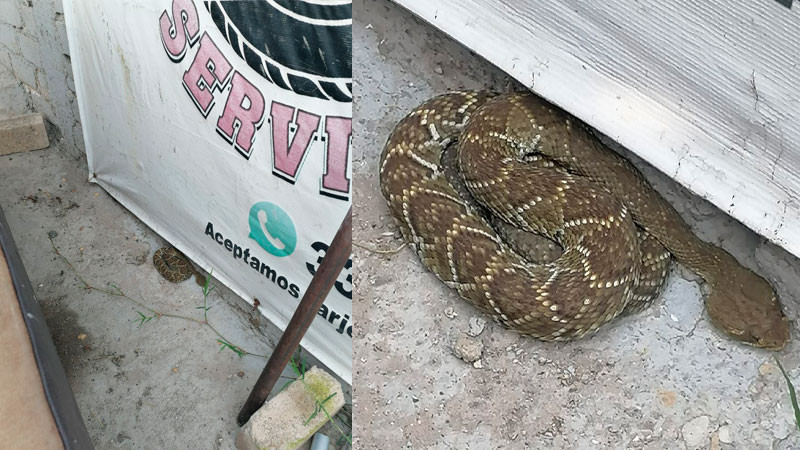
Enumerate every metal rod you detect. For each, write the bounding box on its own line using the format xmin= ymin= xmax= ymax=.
xmin=237 ymin=206 xmax=352 ymax=426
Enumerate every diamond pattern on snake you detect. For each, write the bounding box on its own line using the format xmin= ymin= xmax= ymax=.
xmin=153 ymin=246 xmax=206 ymax=286
xmin=379 ymin=91 xmax=789 ymax=349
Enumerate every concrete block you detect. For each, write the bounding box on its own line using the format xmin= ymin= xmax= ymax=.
xmin=236 ymin=366 xmax=345 ymax=450
xmin=0 ymin=113 xmax=49 ymax=155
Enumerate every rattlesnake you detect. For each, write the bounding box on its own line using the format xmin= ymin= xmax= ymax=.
xmin=379 ymin=91 xmax=789 ymax=349
xmin=153 ymin=247 xmax=205 ymax=286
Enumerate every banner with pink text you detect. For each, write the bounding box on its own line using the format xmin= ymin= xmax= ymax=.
xmin=64 ymin=0 xmax=353 ymax=382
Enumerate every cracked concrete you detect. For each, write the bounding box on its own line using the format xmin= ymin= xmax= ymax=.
xmin=1 ymin=1 xmax=353 ymax=447
xmin=352 ymin=1 xmax=800 ymax=448
xmin=0 ymin=0 xmax=84 ymax=156
xmin=0 ymin=138 xmax=351 ymax=448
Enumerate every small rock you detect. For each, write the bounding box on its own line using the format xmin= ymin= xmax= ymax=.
xmin=758 ymin=361 xmax=775 ymax=376
xmin=658 ymin=390 xmax=677 ymax=407
xmin=710 ymin=432 xmax=720 ymax=450
xmin=237 ymin=371 xmax=245 ymax=378
xmin=682 ymin=415 xmax=710 ymax=448
xmin=467 ymin=317 xmax=486 ymax=336
xmin=444 ymin=307 xmax=457 ymax=319
xmin=77 ymin=333 xmax=87 ymax=340
xmin=452 ymin=335 xmax=483 ymax=363
xmin=472 ymin=360 xmax=483 ymax=369
xmin=434 ymin=66 xmax=443 ymax=75
xmin=718 ymin=425 xmax=732 ymax=443
xmin=771 ymin=417 xmax=793 ymax=440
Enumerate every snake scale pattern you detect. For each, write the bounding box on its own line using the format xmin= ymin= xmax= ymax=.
xmin=379 ymin=91 xmax=789 ymax=349
xmin=153 ymin=247 xmax=205 ymax=286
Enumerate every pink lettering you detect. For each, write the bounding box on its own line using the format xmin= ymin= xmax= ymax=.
xmin=159 ymin=0 xmax=199 ymax=62
xmin=270 ymin=102 xmax=320 ymax=183
xmin=320 ymin=116 xmax=351 ymax=199
xmin=216 ymin=72 xmax=266 ymax=159
xmin=182 ymin=32 xmax=233 ymax=117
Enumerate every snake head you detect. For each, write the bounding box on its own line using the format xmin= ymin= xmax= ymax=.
xmin=706 ymin=268 xmax=790 ymax=350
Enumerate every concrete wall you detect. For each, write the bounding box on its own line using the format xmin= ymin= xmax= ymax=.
xmin=0 ymin=0 xmax=84 ymax=157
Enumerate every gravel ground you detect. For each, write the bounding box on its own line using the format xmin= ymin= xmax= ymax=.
xmin=352 ymin=1 xmax=800 ymax=448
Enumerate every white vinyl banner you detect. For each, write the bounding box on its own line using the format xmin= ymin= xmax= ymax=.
xmin=63 ymin=0 xmax=353 ymax=382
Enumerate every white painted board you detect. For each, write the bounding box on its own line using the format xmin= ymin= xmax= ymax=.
xmin=63 ymin=0 xmax=353 ymax=382
xmin=391 ymin=0 xmax=800 ymax=258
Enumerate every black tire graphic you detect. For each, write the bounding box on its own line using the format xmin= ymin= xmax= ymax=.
xmin=205 ymin=0 xmax=352 ymax=103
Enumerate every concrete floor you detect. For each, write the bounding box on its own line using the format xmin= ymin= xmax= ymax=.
xmin=352 ymin=1 xmax=800 ymax=448
xmin=0 ymin=146 xmax=351 ymax=448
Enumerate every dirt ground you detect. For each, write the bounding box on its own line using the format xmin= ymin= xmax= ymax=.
xmin=0 ymin=146 xmax=351 ymax=448
xmin=351 ymin=1 xmax=800 ymax=449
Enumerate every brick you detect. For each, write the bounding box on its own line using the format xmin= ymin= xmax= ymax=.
xmin=236 ymin=366 xmax=345 ymax=450
xmin=0 ymin=113 xmax=49 ymax=155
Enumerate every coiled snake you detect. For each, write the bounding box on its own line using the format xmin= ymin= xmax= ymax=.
xmin=153 ymin=247 xmax=205 ymax=286
xmin=379 ymin=91 xmax=789 ymax=349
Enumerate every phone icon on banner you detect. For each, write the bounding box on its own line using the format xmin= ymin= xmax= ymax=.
xmin=248 ymin=202 xmax=297 ymax=257
xmin=257 ymin=209 xmax=286 ymax=251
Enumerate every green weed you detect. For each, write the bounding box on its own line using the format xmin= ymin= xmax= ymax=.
xmin=288 ymin=349 xmax=352 ymax=447
xmin=775 ymin=356 xmax=800 ymax=432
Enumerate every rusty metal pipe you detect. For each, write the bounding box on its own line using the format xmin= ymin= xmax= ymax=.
xmin=237 ymin=206 xmax=352 ymax=426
